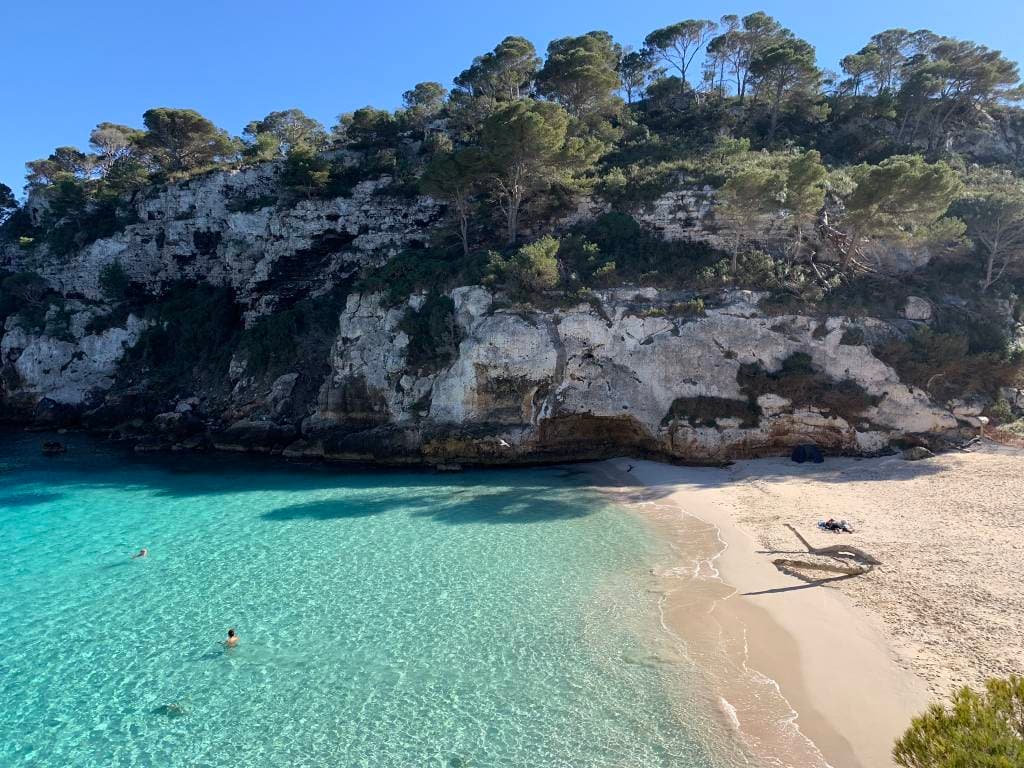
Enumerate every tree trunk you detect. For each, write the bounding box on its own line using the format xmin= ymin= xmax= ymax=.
xmin=456 ymin=196 xmax=470 ymax=257
xmin=767 ymin=83 xmax=784 ymax=141
xmin=507 ymin=192 xmax=521 ymax=245
xmin=785 ymin=524 xmax=882 ymax=566
xmin=982 ymin=251 xmax=995 ymax=291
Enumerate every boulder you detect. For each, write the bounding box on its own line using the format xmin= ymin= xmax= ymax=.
xmin=902 ymin=446 xmax=935 ymax=461
xmin=902 ymin=296 xmax=933 ymax=322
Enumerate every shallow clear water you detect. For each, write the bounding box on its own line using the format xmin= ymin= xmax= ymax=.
xmin=0 ymin=433 xmax=747 ymax=768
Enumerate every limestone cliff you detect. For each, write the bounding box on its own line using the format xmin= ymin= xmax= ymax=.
xmin=0 ymin=166 xmax=986 ymax=463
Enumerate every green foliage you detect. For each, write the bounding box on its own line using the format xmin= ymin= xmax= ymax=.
xmin=0 ymin=183 xmax=17 ymax=224
xmin=25 ymin=146 xmax=95 ymax=188
xmin=748 ymin=37 xmax=821 ymax=140
xmin=124 ymin=283 xmax=242 ymax=396
xmin=401 ymin=82 xmax=448 ymax=131
xmin=596 ymin=157 xmax=695 ymax=207
xmin=420 ymin=148 xmax=487 ymax=255
xmin=893 ymin=676 xmax=1024 ymax=768
xmin=454 ymin=36 xmax=541 ymax=102
xmin=278 ymin=146 xmax=330 ymax=200
xmin=705 ymin=12 xmax=788 ymax=102
xmin=619 ymin=49 xmax=655 ymax=104
xmin=40 ymin=179 xmax=139 ymax=256
xmin=0 ymin=271 xmax=54 ymax=329
xmin=784 ymin=149 xmax=827 ymax=258
xmin=237 ymin=289 xmax=347 ymax=381
xmin=718 ymin=166 xmax=785 ymax=268
xmin=559 ymin=212 xmax=720 ymax=288
xmin=988 ymin=398 xmax=1014 ymax=424
xmin=644 ymin=19 xmax=718 ymax=86
xmin=536 ymin=31 xmax=622 ymax=117
xmin=138 ymin=108 xmax=235 ymax=177
xmin=481 ymin=99 xmax=584 ymax=244
xmin=398 ymin=293 xmax=462 ymax=374
xmin=950 ymin=170 xmax=1024 ymax=290
xmin=338 ymin=107 xmax=399 ymax=148
xmin=672 ymin=297 xmax=706 ymax=317
xmin=356 ymin=247 xmax=484 ymax=305
xmin=88 ymin=122 xmax=145 ymax=177
xmin=841 ymin=155 xmax=964 ymax=263
xmin=875 ymin=323 xmax=1020 ymax=403
xmin=486 ymin=235 xmax=561 ymax=297
xmin=98 ymin=260 xmax=131 ymax=302
xmin=243 ymin=109 xmax=327 ymax=157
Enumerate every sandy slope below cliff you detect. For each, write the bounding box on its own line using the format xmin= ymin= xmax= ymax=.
xmin=608 ymin=442 xmax=1024 ymax=683
xmin=718 ymin=442 xmax=1024 ymax=697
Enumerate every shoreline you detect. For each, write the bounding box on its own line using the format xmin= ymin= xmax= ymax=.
xmin=591 ymin=458 xmax=932 ymax=768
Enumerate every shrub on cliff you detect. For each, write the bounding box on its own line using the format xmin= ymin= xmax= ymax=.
xmin=237 ymin=289 xmax=346 ymax=381
xmin=893 ymin=676 xmax=1024 ymax=768
xmin=399 ymin=293 xmax=462 ymax=374
xmin=356 ymin=247 xmax=484 ymax=305
xmin=278 ymin=146 xmax=331 ymax=200
xmin=737 ymin=352 xmax=880 ymax=423
xmin=99 ymin=261 xmax=131 ymax=302
xmin=0 ymin=271 xmax=58 ymax=330
xmin=875 ymin=323 xmax=1021 ymax=403
xmin=124 ymin=283 xmax=242 ymax=396
xmin=485 ymin=236 xmax=561 ymax=298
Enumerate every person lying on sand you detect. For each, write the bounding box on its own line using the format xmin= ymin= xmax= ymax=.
xmin=225 ymin=629 xmax=239 ymax=648
xmin=818 ymin=518 xmax=854 ymax=534
xmin=131 ymin=548 xmax=148 ymax=559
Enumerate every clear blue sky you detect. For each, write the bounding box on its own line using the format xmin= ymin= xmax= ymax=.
xmin=2 ymin=0 xmax=1022 ymax=195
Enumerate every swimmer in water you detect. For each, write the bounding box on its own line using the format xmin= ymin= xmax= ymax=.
xmin=131 ymin=548 xmax=148 ymax=559
xmin=225 ymin=628 xmax=239 ymax=648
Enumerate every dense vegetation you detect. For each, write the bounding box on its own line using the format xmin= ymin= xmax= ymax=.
xmin=894 ymin=676 xmax=1024 ymax=767
xmin=2 ymin=11 xmax=1023 ymax=411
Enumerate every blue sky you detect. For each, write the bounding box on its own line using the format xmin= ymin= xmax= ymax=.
xmin=2 ymin=0 xmax=1022 ymax=195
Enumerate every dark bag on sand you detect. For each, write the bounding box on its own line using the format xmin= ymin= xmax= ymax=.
xmin=791 ymin=444 xmax=824 ymax=464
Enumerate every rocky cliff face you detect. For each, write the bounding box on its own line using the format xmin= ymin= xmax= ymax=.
xmin=4 ymin=161 xmax=442 ymax=321
xmin=0 ymin=166 xmax=975 ymax=463
xmin=281 ymin=286 xmax=957 ymax=463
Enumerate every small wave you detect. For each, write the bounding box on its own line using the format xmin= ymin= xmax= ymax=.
xmin=719 ymin=696 xmax=741 ymax=730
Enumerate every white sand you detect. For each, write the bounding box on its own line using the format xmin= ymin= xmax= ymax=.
xmin=594 ymin=444 xmax=1024 ymax=768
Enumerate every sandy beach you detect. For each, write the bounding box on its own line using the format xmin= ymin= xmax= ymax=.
xmin=595 ymin=442 xmax=1024 ymax=768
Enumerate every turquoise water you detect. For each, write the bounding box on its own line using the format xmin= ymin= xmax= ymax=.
xmin=0 ymin=433 xmax=746 ymax=768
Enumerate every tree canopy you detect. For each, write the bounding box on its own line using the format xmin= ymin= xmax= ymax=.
xmin=481 ymin=99 xmax=576 ymax=244
xmin=243 ymin=109 xmax=327 ymax=157
xmin=537 ymin=31 xmax=622 ymax=117
xmin=454 ymin=36 xmax=541 ymax=102
xmin=138 ymin=108 xmax=235 ymax=176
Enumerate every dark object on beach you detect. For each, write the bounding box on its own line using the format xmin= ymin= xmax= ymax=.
xmin=41 ymin=441 xmax=67 ymax=456
xmin=902 ymin=446 xmax=935 ymax=461
xmin=790 ymin=444 xmax=823 ymax=464
xmin=818 ymin=518 xmax=855 ymax=534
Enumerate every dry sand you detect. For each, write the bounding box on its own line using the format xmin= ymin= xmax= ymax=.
xmin=594 ymin=442 xmax=1024 ymax=768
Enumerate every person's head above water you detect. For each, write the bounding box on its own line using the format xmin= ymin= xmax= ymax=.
xmin=227 ymin=629 xmax=235 ymax=638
